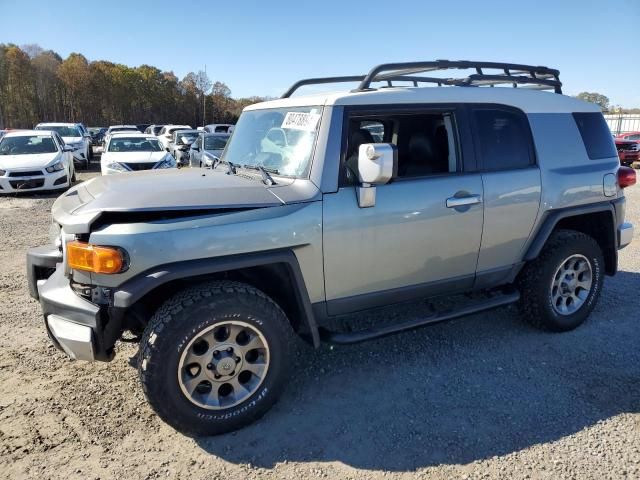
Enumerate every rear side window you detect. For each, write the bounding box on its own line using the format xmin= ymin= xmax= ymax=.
xmin=573 ymin=112 xmax=617 ymax=160
xmin=473 ymin=108 xmax=534 ymax=170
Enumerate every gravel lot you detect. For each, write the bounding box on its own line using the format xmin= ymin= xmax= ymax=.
xmin=0 ymin=161 xmax=638 ymax=480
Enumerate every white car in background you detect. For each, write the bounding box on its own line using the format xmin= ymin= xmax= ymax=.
xmin=0 ymin=130 xmax=75 ymax=193
xmin=102 ymin=125 xmax=139 ymax=149
xmin=101 ymin=133 xmax=176 ymax=175
xmin=34 ymin=122 xmax=91 ymax=169
xmin=157 ymin=124 xmax=192 ymax=150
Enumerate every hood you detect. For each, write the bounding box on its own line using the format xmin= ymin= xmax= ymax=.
xmin=52 ymin=168 xmax=288 ymax=232
xmin=62 ymin=136 xmax=82 ymax=143
xmin=102 ymin=151 xmax=167 ymax=164
xmin=0 ymin=152 xmax=60 ymax=169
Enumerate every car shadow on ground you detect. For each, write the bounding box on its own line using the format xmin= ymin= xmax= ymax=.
xmin=194 ymin=270 xmax=640 ymax=471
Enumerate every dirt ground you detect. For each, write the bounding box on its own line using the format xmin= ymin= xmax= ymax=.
xmin=0 ymin=162 xmax=639 ymax=479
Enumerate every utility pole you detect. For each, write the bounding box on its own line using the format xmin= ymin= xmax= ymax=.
xmin=202 ymin=64 xmax=206 ymax=128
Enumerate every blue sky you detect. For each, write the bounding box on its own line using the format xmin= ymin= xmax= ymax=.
xmin=1 ymin=0 xmax=638 ymax=106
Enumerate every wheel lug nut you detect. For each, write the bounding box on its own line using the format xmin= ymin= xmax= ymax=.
xmin=227 ymin=347 xmax=233 ymax=353
xmin=214 ymin=374 xmax=221 ymax=379
xmin=235 ymin=356 xmax=241 ymax=362
xmin=206 ymin=363 xmax=213 ymax=369
xmin=213 ymin=350 xmax=219 ymax=356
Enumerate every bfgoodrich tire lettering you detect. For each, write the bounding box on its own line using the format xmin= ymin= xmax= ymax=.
xmin=138 ymin=280 xmax=294 ymax=436
xmin=517 ymin=229 xmax=604 ymax=332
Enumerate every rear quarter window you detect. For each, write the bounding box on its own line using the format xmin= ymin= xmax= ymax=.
xmin=572 ymin=112 xmax=617 ymax=160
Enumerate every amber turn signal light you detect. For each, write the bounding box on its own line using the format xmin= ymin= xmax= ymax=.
xmin=67 ymin=241 xmax=125 ymax=274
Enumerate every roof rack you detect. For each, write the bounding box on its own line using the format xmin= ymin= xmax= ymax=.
xmin=281 ymin=60 xmax=562 ymax=98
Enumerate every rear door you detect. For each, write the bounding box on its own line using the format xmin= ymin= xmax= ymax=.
xmin=322 ymin=105 xmax=484 ymax=315
xmin=469 ymin=105 xmax=542 ymax=286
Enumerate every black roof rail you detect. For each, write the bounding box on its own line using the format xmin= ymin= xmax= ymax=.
xmin=281 ymin=60 xmax=562 ymax=98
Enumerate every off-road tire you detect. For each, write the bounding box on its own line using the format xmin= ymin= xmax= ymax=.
xmin=517 ymin=229 xmax=604 ymax=332
xmin=138 ymin=280 xmax=295 ymax=436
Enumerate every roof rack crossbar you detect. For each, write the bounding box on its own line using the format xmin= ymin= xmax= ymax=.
xmin=280 ymin=60 xmax=562 ymax=98
xmin=281 ymin=75 xmax=365 ymax=98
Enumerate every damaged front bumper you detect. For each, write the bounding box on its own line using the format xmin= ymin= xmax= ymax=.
xmin=27 ymin=245 xmax=116 ymax=362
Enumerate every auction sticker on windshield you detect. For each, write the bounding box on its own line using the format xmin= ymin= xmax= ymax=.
xmin=281 ymin=112 xmax=321 ymax=131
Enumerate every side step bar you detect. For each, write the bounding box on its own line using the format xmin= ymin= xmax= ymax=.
xmin=319 ymin=290 xmax=520 ymax=345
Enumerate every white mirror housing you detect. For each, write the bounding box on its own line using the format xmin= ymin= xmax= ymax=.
xmin=356 ymin=143 xmax=397 ymax=208
xmin=357 ymin=143 xmax=397 ymax=185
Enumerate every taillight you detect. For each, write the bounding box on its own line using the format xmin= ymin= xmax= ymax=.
xmin=617 ymin=166 xmax=636 ymax=189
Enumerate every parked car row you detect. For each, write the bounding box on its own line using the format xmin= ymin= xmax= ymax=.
xmin=0 ymin=120 xmax=235 ymax=188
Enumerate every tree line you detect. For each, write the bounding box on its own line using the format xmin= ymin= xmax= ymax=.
xmin=0 ymin=44 xmax=269 ymax=129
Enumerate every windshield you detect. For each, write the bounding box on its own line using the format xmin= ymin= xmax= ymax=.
xmin=108 ymin=137 xmax=163 ymax=152
xmin=174 ymin=131 xmax=199 ymax=144
xmin=36 ymin=125 xmax=81 ymax=137
xmin=152 ymin=126 xmax=163 ymax=135
xmin=0 ymin=135 xmax=58 ymax=155
xmin=204 ymin=135 xmax=229 ymax=151
xmin=222 ymin=106 xmax=322 ymax=177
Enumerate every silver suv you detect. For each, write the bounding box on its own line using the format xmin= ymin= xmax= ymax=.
xmin=27 ymin=60 xmax=636 ymax=436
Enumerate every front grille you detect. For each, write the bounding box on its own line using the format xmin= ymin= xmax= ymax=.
xmin=9 ymin=170 xmax=43 ymax=177
xmin=616 ymin=143 xmax=636 ymax=152
xmin=123 ymin=162 xmax=155 ymax=171
xmin=9 ymin=179 xmax=45 ymax=189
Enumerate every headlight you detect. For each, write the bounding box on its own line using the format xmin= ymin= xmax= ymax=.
xmin=155 ymin=155 xmax=176 ymax=169
xmin=46 ymin=161 xmax=65 ymax=173
xmin=632 ymin=143 xmax=640 ymax=152
xmin=106 ymin=162 xmax=128 ymax=172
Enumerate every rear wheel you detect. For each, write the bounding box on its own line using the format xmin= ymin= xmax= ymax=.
xmin=517 ymin=229 xmax=604 ymax=331
xmin=139 ymin=281 xmax=294 ymax=436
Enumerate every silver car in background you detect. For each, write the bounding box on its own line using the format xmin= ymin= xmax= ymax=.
xmin=189 ymin=132 xmax=230 ymax=167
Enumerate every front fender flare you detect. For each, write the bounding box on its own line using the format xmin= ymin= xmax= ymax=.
xmin=111 ymin=249 xmax=320 ymax=347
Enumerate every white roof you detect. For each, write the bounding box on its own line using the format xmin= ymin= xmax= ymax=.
xmin=35 ymin=122 xmax=78 ymax=127
xmin=4 ymin=129 xmax=55 ymax=137
xmin=108 ymin=125 xmax=138 ymax=129
xmin=245 ymin=86 xmax=600 ymax=114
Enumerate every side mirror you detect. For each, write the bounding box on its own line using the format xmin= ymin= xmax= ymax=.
xmin=356 ymin=143 xmax=397 ymax=208
xmin=62 ymin=145 xmax=74 ymax=152
xmin=165 ymin=147 xmax=170 ymax=152
xmin=192 ymin=146 xmax=200 ymax=151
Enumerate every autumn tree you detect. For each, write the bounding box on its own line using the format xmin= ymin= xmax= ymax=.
xmin=575 ymin=92 xmax=610 ymax=112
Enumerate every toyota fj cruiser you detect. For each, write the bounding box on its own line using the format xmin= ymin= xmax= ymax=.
xmin=27 ymin=60 xmax=636 ymax=436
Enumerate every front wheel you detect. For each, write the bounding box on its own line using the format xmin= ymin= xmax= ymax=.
xmin=138 ymin=281 xmax=294 ymax=436
xmin=517 ymin=229 xmax=604 ymax=332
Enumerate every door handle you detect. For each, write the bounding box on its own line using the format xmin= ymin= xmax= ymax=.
xmin=446 ymin=194 xmax=482 ymax=208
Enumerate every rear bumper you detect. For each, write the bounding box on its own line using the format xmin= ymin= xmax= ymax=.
xmin=619 ymin=222 xmax=634 ymax=249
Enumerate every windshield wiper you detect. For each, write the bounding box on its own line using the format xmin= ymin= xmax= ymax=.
xmin=215 ymin=159 xmax=236 ymax=175
xmin=242 ymin=164 xmax=278 ymax=186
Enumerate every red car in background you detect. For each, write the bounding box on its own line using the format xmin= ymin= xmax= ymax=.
xmin=614 ymin=132 xmax=640 ymax=166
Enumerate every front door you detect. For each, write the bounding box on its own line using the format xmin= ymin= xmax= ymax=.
xmin=322 ymin=107 xmax=484 ymax=315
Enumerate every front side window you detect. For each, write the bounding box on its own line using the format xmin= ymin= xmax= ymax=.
xmin=0 ymin=135 xmax=58 ymax=155
xmin=222 ymin=106 xmax=323 ymax=177
xmin=36 ymin=125 xmax=81 ymax=138
xmin=473 ymin=108 xmax=534 ymax=170
xmin=108 ymin=137 xmax=163 ymax=152
xmin=345 ymin=111 xmax=459 ymax=180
